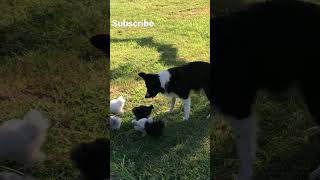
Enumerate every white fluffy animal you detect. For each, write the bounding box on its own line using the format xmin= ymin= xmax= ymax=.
xmin=110 ymin=96 xmax=126 ymax=114
xmin=110 ymin=115 xmax=122 ymax=130
xmin=0 ymin=109 xmax=49 ymax=164
xmin=132 ymin=117 xmax=153 ymax=136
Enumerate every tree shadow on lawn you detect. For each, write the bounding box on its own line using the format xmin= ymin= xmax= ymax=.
xmin=110 ymin=37 xmax=187 ymax=81
xmin=110 ymin=64 xmax=133 ymax=80
xmin=0 ymin=2 xmax=106 ymax=62
xmin=111 ymin=103 xmax=211 ymax=178
xmin=111 ymin=37 xmax=186 ymax=66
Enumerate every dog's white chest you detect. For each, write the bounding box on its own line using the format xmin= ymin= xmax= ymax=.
xmin=159 ymin=70 xmax=180 ymax=98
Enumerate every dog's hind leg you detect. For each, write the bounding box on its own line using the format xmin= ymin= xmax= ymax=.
xmin=182 ymin=98 xmax=191 ymax=121
xmin=167 ymin=97 xmax=176 ymax=113
xmin=230 ymin=114 xmax=257 ymax=180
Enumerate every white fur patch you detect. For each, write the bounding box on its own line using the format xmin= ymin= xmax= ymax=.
xmin=158 ymin=70 xmax=171 ymax=89
xmin=110 ymin=115 xmax=122 ymax=130
xmin=110 ymin=96 xmax=126 ymax=114
xmin=158 ymin=70 xmax=180 ymax=98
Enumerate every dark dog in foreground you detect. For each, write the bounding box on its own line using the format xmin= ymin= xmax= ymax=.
xmin=70 ymin=138 xmax=109 ymax=180
xmin=212 ymin=0 xmax=320 ymax=179
xmin=139 ymin=61 xmax=211 ymax=121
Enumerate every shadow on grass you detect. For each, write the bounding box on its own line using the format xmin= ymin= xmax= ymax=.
xmin=110 ymin=37 xmax=186 ymax=81
xmin=111 ymin=37 xmax=186 ymax=66
xmin=0 ymin=1 xmax=107 ymax=62
xmin=254 ymin=143 xmax=320 ymax=180
xmin=111 ymin=103 xmax=210 ymax=179
xmin=110 ymin=64 xmax=133 ymax=80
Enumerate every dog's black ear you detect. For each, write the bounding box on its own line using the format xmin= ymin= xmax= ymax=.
xmin=138 ymin=72 xmax=146 ymax=78
xmin=149 ymin=105 xmax=154 ymax=109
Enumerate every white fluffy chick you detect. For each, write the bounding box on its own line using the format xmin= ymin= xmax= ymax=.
xmin=110 ymin=96 xmax=125 ymax=114
xmin=110 ymin=115 xmax=122 ymax=130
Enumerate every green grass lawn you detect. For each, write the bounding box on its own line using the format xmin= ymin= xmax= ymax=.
xmin=0 ymin=1 xmax=108 ymax=179
xmin=110 ymin=0 xmax=210 ymax=179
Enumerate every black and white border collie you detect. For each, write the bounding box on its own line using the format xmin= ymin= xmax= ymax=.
xmin=138 ymin=61 xmax=210 ymax=121
xmin=212 ymin=0 xmax=320 ymax=179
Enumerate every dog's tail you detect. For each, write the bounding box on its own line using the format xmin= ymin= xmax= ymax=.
xmin=23 ymin=109 xmax=50 ymax=131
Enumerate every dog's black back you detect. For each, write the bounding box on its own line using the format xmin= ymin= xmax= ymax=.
xmin=132 ymin=105 xmax=154 ymax=120
xmin=166 ymin=61 xmax=210 ymax=99
xmin=145 ymin=120 xmax=165 ymax=138
xmin=70 ymin=138 xmax=109 ymax=180
xmin=139 ymin=61 xmax=211 ymax=100
xmin=211 ymin=0 xmax=320 ymax=119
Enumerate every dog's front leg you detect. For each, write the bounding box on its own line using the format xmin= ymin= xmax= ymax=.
xmin=230 ymin=115 xmax=257 ymax=180
xmin=182 ymin=98 xmax=191 ymax=121
xmin=167 ymin=97 xmax=176 ymax=113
